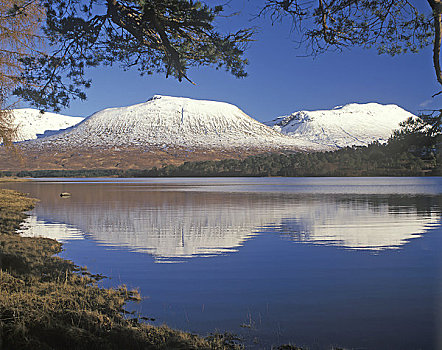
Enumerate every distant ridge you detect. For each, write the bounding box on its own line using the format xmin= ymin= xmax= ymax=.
xmin=1 ymin=96 xmax=316 ymax=170
xmin=11 ymin=108 xmax=84 ymax=142
xmin=25 ymin=95 xmax=315 ymax=151
xmin=1 ymin=98 xmax=417 ymax=171
xmin=266 ymin=103 xmax=415 ymax=148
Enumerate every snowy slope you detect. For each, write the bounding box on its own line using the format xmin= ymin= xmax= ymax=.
xmin=266 ymin=103 xmax=415 ymax=149
xmin=11 ymin=108 xmax=84 ymax=142
xmin=29 ymin=95 xmax=318 ymax=150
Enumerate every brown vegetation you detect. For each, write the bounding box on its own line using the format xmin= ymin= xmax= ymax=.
xmin=0 ymin=145 xmax=274 ymax=171
xmin=0 ymin=1 xmax=45 ymax=145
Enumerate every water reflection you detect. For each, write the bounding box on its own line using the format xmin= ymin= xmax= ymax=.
xmin=273 ymin=200 xmax=440 ymax=250
xmin=12 ymin=180 xmax=441 ymax=261
xmin=6 ymin=178 xmax=441 ymax=349
xmin=19 ymin=215 xmax=84 ymax=242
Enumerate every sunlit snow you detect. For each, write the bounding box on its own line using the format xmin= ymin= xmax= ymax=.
xmin=11 ymin=108 xmax=84 ymax=142
xmin=24 ymin=95 xmax=320 ymax=151
xmin=16 ymin=98 xmax=416 ymax=152
xmin=266 ymin=103 xmax=415 ymax=149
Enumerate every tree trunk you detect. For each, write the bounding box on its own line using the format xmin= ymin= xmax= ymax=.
xmin=428 ymin=0 xmax=442 ymax=86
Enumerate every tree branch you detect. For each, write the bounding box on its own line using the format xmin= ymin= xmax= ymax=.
xmin=428 ymin=0 xmax=442 ymax=86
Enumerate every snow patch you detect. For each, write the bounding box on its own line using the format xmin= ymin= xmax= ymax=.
xmin=266 ymin=103 xmax=415 ymax=149
xmin=11 ymin=108 xmax=84 ymax=142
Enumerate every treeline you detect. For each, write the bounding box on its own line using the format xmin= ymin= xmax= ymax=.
xmin=2 ymin=137 xmax=439 ymax=178
xmin=134 ymin=140 xmax=440 ymax=177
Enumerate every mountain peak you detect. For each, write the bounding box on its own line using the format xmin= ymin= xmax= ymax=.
xmin=266 ymin=102 xmax=415 ymax=148
xmin=24 ymin=95 xmax=315 ymax=151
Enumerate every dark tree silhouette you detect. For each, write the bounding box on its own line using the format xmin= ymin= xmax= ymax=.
xmin=13 ymin=0 xmax=253 ymax=110
xmin=5 ymin=0 xmax=442 ymax=127
xmin=259 ymin=1 xmax=435 ymax=83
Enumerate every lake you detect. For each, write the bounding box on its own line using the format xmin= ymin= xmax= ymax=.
xmin=4 ymin=177 xmax=442 ymax=349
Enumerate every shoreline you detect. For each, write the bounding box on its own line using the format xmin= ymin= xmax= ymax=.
xmin=0 ymin=188 xmax=249 ymax=350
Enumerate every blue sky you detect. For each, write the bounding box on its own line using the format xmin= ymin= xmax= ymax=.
xmin=29 ymin=1 xmax=438 ymax=123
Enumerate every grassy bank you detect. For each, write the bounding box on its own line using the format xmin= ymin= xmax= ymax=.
xmin=0 ymin=189 xmax=245 ymax=350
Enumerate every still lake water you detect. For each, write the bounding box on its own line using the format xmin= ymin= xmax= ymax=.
xmin=5 ymin=177 xmax=442 ymax=349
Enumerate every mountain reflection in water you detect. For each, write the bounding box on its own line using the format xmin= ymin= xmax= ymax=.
xmin=271 ymin=197 xmax=440 ymax=251
xmin=13 ymin=181 xmax=441 ymax=262
xmin=6 ymin=178 xmax=442 ymax=349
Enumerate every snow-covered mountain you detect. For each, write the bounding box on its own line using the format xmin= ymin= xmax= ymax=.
xmin=11 ymin=108 xmax=84 ymax=142
xmin=266 ymin=103 xmax=415 ymax=149
xmin=27 ymin=95 xmax=318 ymax=151
xmin=9 ymin=99 xmax=418 ymax=171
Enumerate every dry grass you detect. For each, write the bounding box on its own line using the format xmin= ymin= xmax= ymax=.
xmin=0 ymin=189 xmax=243 ymax=350
xmin=0 ymin=145 xmax=290 ymax=171
xmin=0 ymin=178 xmax=29 ymax=182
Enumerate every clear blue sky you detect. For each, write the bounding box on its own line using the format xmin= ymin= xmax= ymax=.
xmin=27 ymin=1 xmax=439 ymax=122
